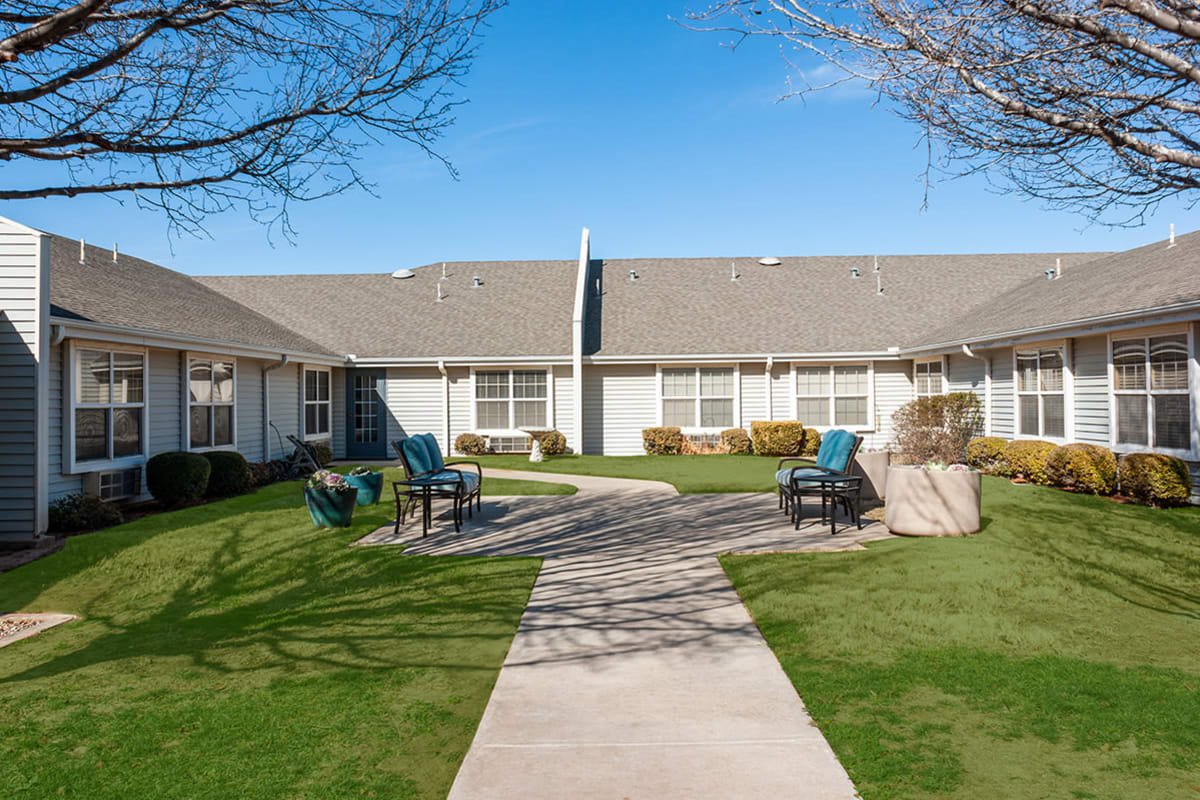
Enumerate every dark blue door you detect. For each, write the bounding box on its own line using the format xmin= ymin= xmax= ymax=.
xmin=345 ymin=369 xmax=387 ymax=459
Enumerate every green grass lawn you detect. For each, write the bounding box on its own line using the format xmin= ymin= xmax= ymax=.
xmin=332 ymin=464 xmax=577 ymax=496
xmin=470 ymin=453 xmax=782 ymax=493
xmin=0 ymin=482 xmax=541 ymax=800
xmin=722 ymin=476 xmax=1200 ymax=800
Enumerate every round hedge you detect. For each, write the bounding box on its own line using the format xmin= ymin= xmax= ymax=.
xmin=642 ymin=426 xmax=684 ymax=455
xmin=203 ymin=450 xmax=253 ymax=497
xmin=146 ymin=451 xmax=211 ymax=506
xmin=721 ymin=427 xmax=752 ymax=455
xmin=966 ymin=437 xmax=1008 ymax=473
xmin=1119 ymin=452 xmax=1193 ymax=507
xmin=801 ymin=428 xmax=822 ymax=458
xmin=540 ymin=430 xmax=567 ymax=456
xmin=455 ymin=432 xmax=489 ymax=456
xmin=1002 ymin=440 xmax=1057 ymax=485
xmin=1045 ymin=443 xmax=1116 ymax=495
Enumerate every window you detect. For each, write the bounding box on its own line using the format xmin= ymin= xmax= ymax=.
xmin=188 ymin=357 xmax=235 ymax=449
xmin=304 ymin=368 xmax=332 ymax=439
xmin=1112 ymin=333 xmax=1192 ymax=452
xmin=795 ymin=364 xmax=871 ymax=428
xmin=661 ymin=367 xmax=735 ymax=429
xmin=915 ymin=360 xmax=944 ymax=397
xmin=474 ymin=370 xmax=548 ymax=431
xmin=1015 ymin=348 xmax=1066 ymax=439
xmin=73 ymin=346 xmax=146 ymax=464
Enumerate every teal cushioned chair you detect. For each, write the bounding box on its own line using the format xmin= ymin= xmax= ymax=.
xmin=775 ymin=429 xmax=864 ymax=531
xmin=390 ymin=434 xmax=483 ymax=536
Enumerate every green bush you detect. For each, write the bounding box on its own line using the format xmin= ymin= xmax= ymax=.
xmin=966 ymin=436 xmax=1008 ymax=473
xmin=540 ymin=430 xmax=567 ymax=456
xmin=642 ymin=427 xmax=684 ymax=455
xmin=248 ymin=462 xmax=276 ymax=487
xmin=455 ymin=433 xmax=489 ymax=456
xmin=1046 ymin=443 xmax=1117 ymax=495
xmin=749 ymin=421 xmax=805 ymax=457
xmin=48 ymin=493 xmax=124 ymax=533
xmin=1119 ymin=452 xmax=1193 ymax=507
xmin=202 ymin=450 xmax=253 ymax=497
xmin=891 ymin=392 xmax=982 ymax=465
xmin=311 ymin=442 xmax=334 ymax=467
xmin=801 ymin=428 xmax=822 ymax=457
xmin=720 ymin=428 xmax=752 ymax=455
xmin=146 ymin=451 xmax=211 ymax=506
xmin=1002 ymin=440 xmax=1057 ymax=485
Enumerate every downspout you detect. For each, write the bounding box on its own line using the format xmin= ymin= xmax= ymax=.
xmin=262 ymin=355 xmax=289 ymax=459
xmin=437 ymin=360 xmax=450 ymax=457
xmin=961 ymin=344 xmax=991 ymax=436
xmin=764 ymin=356 xmax=774 ymax=421
xmin=571 ymin=227 xmax=590 ymax=454
xmin=50 ymin=324 xmax=66 ymax=347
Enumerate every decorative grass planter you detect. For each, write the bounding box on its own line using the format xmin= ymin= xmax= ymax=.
xmin=304 ymin=486 xmax=358 ymax=528
xmin=884 ymin=466 xmax=981 ymax=536
xmin=344 ymin=472 xmax=383 ymax=506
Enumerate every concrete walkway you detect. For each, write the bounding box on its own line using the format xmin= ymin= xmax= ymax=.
xmin=355 ymin=468 xmax=891 ymax=799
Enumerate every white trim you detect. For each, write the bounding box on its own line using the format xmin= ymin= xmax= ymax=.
xmin=1011 ymin=340 xmax=1070 ymax=444
xmin=354 ymin=354 xmax=573 ymax=367
xmin=468 ymin=366 xmax=553 ymax=436
xmin=586 ymin=351 xmax=899 ymax=365
xmin=65 ymin=339 xmax=150 ymax=474
xmin=657 ymin=363 xmax=740 ymax=433
xmin=184 ymin=352 xmax=238 ymax=452
xmin=1106 ymin=326 xmax=1196 ymax=460
xmin=302 ymin=366 xmax=333 ymax=441
xmin=34 ymin=234 xmax=50 ymax=534
xmin=913 ymin=355 xmax=947 ymax=398
xmin=572 ymin=227 xmax=589 ymax=454
xmin=789 ymin=361 xmax=875 ymax=432
xmin=764 ymin=358 xmax=774 ymax=423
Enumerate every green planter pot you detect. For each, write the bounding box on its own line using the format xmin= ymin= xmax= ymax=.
xmin=344 ymin=472 xmax=384 ymax=506
xmin=304 ymin=486 xmax=358 ymax=528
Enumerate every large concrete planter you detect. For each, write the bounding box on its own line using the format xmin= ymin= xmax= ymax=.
xmin=853 ymin=451 xmax=891 ymax=501
xmin=884 ymin=466 xmax=981 ymax=536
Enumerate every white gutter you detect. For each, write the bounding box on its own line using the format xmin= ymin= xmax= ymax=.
xmin=960 ymin=344 xmax=992 ymax=436
xmin=351 ymin=354 xmax=572 ymax=367
xmin=262 ymin=355 xmax=289 ymax=459
xmin=437 ymin=360 xmax=450 ymax=457
xmin=583 ymin=351 xmax=900 ymax=364
xmin=571 ymin=227 xmax=590 ymax=454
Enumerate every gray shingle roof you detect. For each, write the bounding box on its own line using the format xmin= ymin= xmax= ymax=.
xmin=196 ymin=260 xmax=579 ymax=358
xmin=582 ymin=252 xmax=1101 ymax=356
xmin=47 ymin=234 xmax=335 ymax=356
xmin=916 ymin=230 xmax=1200 ymax=348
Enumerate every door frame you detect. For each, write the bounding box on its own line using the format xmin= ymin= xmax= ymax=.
xmin=345 ymin=368 xmax=388 ymax=459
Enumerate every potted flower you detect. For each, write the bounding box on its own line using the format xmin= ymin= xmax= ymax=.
xmin=884 ymin=461 xmax=981 ymax=536
xmin=343 ymin=465 xmax=384 ymax=506
xmin=303 ymin=470 xmax=358 ymax=528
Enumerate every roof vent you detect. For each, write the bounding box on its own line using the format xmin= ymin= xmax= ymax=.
xmin=1168 ymin=223 xmax=1176 ymax=248
xmin=730 ymin=262 xmax=739 ymax=281
xmin=758 ymin=257 xmax=781 ymax=267
xmin=1044 ymin=269 xmax=1057 ymax=280
xmin=629 ymin=269 xmax=638 ymax=281
xmin=850 ymin=267 xmax=860 ymax=279
xmin=472 ymin=276 xmax=482 ymax=287
xmin=79 ymin=238 xmax=85 ymax=264
xmin=391 ymin=268 xmax=415 ymax=279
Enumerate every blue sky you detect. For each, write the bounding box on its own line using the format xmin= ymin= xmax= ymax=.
xmin=0 ymin=1 xmax=1192 ymax=275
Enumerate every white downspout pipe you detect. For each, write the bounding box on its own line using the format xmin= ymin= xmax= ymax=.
xmin=571 ymin=227 xmax=590 ymax=454
xmin=437 ymin=360 xmax=450 ymax=456
xmin=961 ymin=344 xmax=992 ymax=436
xmin=262 ymin=355 xmax=289 ymax=459
xmin=764 ymin=356 xmax=775 ymax=421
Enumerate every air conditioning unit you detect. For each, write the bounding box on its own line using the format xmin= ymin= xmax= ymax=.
xmin=83 ymin=467 xmax=142 ymax=503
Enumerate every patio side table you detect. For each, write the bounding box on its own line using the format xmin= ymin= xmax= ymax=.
xmin=792 ymin=472 xmax=864 ymax=535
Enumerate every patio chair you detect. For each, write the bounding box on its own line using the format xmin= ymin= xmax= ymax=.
xmin=775 ymin=429 xmax=864 ymax=530
xmin=390 ymin=434 xmax=482 ymax=534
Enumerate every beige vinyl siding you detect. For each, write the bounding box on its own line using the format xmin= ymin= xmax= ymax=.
xmin=266 ymin=361 xmax=301 ymax=457
xmin=148 ymin=349 xmax=181 ymax=457
xmin=739 ymin=362 xmax=767 ymax=428
xmin=946 ymin=353 xmax=986 ymax=396
xmin=331 ymin=366 xmax=346 ymax=458
xmin=1188 ymin=462 xmax=1200 ymax=505
xmin=385 ymin=367 xmax=445 ymax=454
xmin=1072 ymin=334 xmax=1110 ymax=446
xmin=582 ymin=364 xmax=657 ymax=455
xmin=869 ymin=360 xmax=913 ymax=449
xmin=770 ymin=363 xmax=792 ymax=420
xmin=0 ymin=229 xmax=42 ymax=538
xmin=235 ymin=357 xmax=265 ymax=463
xmin=553 ymin=365 xmax=575 ymax=447
xmin=48 ymin=343 xmax=81 ymax=499
xmin=447 ymin=367 xmax=471 ymax=451
xmin=991 ymin=347 xmax=1015 ymax=438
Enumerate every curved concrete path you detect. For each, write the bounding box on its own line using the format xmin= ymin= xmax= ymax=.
xmin=356 ymin=468 xmax=890 ymax=799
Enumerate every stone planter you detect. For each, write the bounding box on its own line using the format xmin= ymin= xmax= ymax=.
xmin=884 ymin=466 xmax=981 ymax=536
xmin=852 ymin=451 xmax=891 ymax=501
xmin=344 ymin=472 xmax=383 ymax=506
xmin=304 ymin=486 xmax=358 ymax=528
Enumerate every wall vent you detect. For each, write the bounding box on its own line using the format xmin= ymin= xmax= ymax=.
xmin=83 ymin=467 xmax=141 ymax=502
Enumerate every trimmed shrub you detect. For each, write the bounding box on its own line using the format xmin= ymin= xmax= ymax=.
xmin=966 ymin=436 xmax=1008 ymax=473
xmin=891 ymin=392 xmax=982 ymax=465
xmin=248 ymin=461 xmax=275 ymax=487
xmin=540 ymin=430 xmax=567 ymax=456
xmin=311 ymin=442 xmax=334 ymax=467
xmin=642 ymin=426 xmax=684 ymax=455
xmin=202 ymin=450 xmax=253 ymax=497
xmin=48 ymin=493 xmax=124 ymax=533
xmin=1119 ymin=452 xmax=1193 ymax=507
xmin=750 ymin=421 xmax=806 ymax=457
xmin=1046 ymin=443 xmax=1117 ymax=495
xmin=455 ymin=432 xmax=489 ymax=456
xmin=1002 ymin=440 xmax=1057 ymax=485
xmin=801 ymin=428 xmax=822 ymax=458
xmin=267 ymin=460 xmax=290 ymax=482
xmin=721 ymin=428 xmax=752 ymax=455
xmin=146 ymin=451 xmax=211 ymax=506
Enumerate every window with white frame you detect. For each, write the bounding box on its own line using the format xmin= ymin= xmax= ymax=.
xmin=1015 ymin=348 xmax=1065 ymax=439
xmin=475 ymin=370 xmax=547 ymax=430
xmin=188 ymin=357 xmax=235 ymax=449
xmin=1112 ymin=333 xmax=1192 ymax=451
xmin=915 ymin=360 xmax=944 ymax=397
xmin=304 ymin=368 xmax=331 ymax=439
xmin=661 ymin=367 xmax=734 ymax=429
xmin=73 ymin=346 xmax=146 ymax=463
xmin=795 ymin=364 xmax=870 ymax=428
